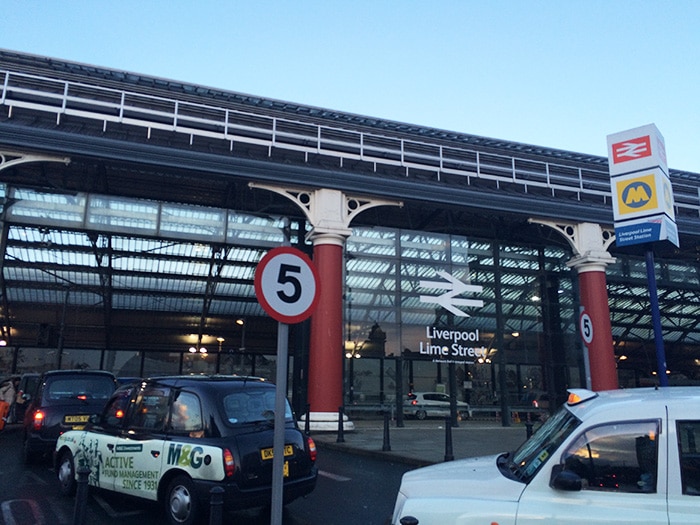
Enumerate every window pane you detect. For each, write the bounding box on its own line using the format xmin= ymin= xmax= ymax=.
xmin=562 ymin=420 xmax=660 ymax=493
xmin=677 ymin=421 xmax=700 ymax=496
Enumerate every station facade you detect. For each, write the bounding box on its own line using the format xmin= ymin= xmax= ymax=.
xmin=1 ymin=50 xmax=699 ymax=424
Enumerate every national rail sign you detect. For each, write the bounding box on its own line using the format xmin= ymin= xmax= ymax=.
xmin=607 ymin=124 xmax=678 ymax=248
xmin=607 ymin=123 xmax=668 ymax=177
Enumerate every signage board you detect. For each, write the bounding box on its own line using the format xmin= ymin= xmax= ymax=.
xmin=611 ymin=168 xmax=676 ymax=222
xmin=607 ymin=124 xmax=678 ymax=248
xmin=607 ymin=123 xmax=668 ymax=176
xmin=613 ymin=214 xmax=679 ymax=247
xmin=254 ymin=246 xmax=320 ymax=324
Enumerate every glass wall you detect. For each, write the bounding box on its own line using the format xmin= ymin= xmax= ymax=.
xmin=344 ymin=226 xmax=579 ymax=412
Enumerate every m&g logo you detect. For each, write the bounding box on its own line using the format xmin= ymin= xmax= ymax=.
xmin=166 ymin=443 xmax=209 ymax=469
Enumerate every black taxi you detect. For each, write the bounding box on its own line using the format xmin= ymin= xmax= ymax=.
xmin=54 ymin=375 xmax=317 ymax=525
xmin=23 ymin=369 xmax=118 ymax=463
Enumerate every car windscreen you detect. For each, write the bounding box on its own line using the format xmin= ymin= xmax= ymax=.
xmin=223 ymin=389 xmax=293 ymax=425
xmin=504 ymin=406 xmax=581 ymax=483
xmin=43 ymin=376 xmax=115 ymax=405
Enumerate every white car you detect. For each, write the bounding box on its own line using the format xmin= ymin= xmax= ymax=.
xmin=403 ymin=392 xmax=472 ymax=420
xmin=392 ymin=387 xmax=700 ymax=525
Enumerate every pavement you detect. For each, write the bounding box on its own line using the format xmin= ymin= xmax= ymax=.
xmin=310 ymin=415 xmax=533 ymax=467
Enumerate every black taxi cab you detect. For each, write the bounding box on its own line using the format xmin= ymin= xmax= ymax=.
xmin=23 ymin=369 xmax=117 ymax=463
xmin=54 ymin=375 xmax=317 ymax=525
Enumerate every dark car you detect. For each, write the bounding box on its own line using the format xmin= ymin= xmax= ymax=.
xmin=23 ymin=369 xmax=117 ymax=463
xmin=54 ymin=375 xmax=318 ymax=525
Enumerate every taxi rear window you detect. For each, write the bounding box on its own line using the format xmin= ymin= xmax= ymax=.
xmin=44 ymin=376 xmax=115 ymax=404
xmin=223 ymin=389 xmax=293 ymax=425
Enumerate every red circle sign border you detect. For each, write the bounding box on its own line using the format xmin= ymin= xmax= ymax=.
xmin=254 ymin=246 xmax=320 ymax=324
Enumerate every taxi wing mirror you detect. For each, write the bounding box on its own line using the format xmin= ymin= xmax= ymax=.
xmin=550 ymin=465 xmax=583 ymax=491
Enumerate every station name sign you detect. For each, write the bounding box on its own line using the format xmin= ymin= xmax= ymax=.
xmin=416 ymin=327 xmax=487 ymax=365
xmin=411 ymin=270 xmax=487 ymax=364
xmin=607 ymin=124 xmax=678 ymax=247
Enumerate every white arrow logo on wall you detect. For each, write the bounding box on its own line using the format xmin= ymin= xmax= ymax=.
xmin=419 ymin=271 xmax=484 ymax=317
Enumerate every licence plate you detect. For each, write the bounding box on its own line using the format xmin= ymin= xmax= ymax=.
xmin=260 ymin=445 xmax=294 ymax=461
xmin=64 ymin=414 xmax=90 ymax=425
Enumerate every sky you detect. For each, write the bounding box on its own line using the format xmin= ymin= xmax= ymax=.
xmin=1 ymin=1 xmax=699 ymax=173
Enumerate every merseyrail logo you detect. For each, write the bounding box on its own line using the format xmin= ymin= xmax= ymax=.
xmin=616 ymin=173 xmax=658 ymax=215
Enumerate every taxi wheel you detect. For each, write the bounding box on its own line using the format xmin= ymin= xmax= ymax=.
xmin=165 ymin=475 xmax=200 ymax=525
xmin=416 ymin=410 xmax=427 ymax=420
xmin=57 ymin=450 xmax=77 ymax=496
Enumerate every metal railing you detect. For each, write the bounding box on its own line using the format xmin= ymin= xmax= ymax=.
xmin=2 ymin=69 xmax=699 ymax=218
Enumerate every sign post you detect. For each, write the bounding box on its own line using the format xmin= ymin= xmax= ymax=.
xmin=607 ymin=124 xmax=678 ymax=386
xmin=254 ymin=246 xmax=320 ymax=525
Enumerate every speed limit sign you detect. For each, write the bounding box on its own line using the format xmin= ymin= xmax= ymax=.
xmin=254 ymin=246 xmax=320 ymax=324
xmin=580 ymin=312 xmax=594 ymax=345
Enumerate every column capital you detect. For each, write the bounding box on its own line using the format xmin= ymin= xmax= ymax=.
xmin=248 ymin=183 xmax=402 ymax=245
xmin=529 ymin=218 xmax=616 ymax=273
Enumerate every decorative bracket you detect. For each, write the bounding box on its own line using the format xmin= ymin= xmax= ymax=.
xmin=0 ymin=150 xmax=71 ymax=172
xmin=249 ymin=183 xmax=403 ymax=244
xmin=528 ymin=218 xmax=616 ymax=272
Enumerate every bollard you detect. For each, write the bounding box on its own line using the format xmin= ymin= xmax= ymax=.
xmin=209 ymin=486 xmax=224 ymax=525
xmin=382 ymin=410 xmax=391 ymax=451
xmin=525 ymin=411 xmax=534 ymax=439
xmin=72 ymin=465 xmax=90 ymax=525
xmin=336 ymin=406 xmax=345 ymax=443
xmin=400 ymin=517 xmax=419 ymax=525
xmin=304 ymin=403 xmax=311 ymax=436
xmin=525 ymin=421 xmax=534 ymax=439
xmin=444 ymin=416 xmax=454 ymax=462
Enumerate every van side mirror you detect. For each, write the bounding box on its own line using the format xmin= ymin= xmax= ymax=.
xmin=550 ymin=465 xmax=583 ymax=491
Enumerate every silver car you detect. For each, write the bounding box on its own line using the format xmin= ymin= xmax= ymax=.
xmin=403 ymin=392 xmax=472 ymax=420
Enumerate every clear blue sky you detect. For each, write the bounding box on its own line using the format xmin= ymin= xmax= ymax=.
xmin=2 ymin=1 xmax=699 ymax=173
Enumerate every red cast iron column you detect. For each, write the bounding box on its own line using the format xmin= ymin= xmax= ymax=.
xmin=307 ymin=236 xmax=345 ymax=415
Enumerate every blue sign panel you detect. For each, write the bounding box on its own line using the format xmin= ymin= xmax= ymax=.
xmin=615 ymin=215 xmax=679 ymax=247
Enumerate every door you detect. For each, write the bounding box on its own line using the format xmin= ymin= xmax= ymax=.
xmin=667 ymin=416 xmax=700 ymax=524
xmin=516 ymin=420 xmax=668 ymax=524
xmin=113 ymin=384 xmax=171 ymax=501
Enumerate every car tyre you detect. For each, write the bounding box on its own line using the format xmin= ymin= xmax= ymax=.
xmin=165 ymin=474 xmax=200 ymax=525
xmin=416 ymin=409 xmax=427 ymax=420
xmin=57 ymin=450 xmax=77 ymax=496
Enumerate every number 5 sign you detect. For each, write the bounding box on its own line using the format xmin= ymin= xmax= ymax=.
xmin=579 ymin=312 xmax=594 ymax=345
xmin=254 ymin=247 xmax=320 ymax=324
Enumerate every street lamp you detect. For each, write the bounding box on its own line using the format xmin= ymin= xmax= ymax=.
xmin=236 ymin=318 xmax=246 ymax=351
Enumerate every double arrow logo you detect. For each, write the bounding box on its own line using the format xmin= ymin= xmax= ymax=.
xmin=419 ymin=271 xmax=484 ymax=317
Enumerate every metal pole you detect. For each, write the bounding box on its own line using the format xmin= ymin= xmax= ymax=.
xmin=645 ymin=249 xmax=668 ymax=386
xmin=336 ymin=406 xmax=345 ymax=443
xmin=209 ymin=486 xmax=224 ymax=525
xmin=382 ymin=410 xmax=391 ymax=451
xmin=72 ymin=465 xmax=90 ymax=525
xmin=270 ymin=322 xmax=288 ymax=525
xmin=395 ymin=354 xmax=404 ymax=427
xmin=444 ymin=416 xmax=454 ymax=462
